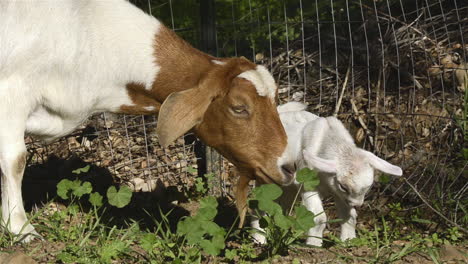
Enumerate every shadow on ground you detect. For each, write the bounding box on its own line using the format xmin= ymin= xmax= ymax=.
xmin=3 ymin=153 xmax=240 ymax=237
xmin=19 ymin=155 xmax=191 ymax=232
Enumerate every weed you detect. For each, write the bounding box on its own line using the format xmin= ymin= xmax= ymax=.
xmin=56 ymin=165 xmax=133 ymax=209
xmin=224 ymin=242 xmax=258 ymax=263
xmin=139 ymin=207 xmax=191 ymax=263
xmin=177 ymin=196 xmax=226 ymax=256
xmin=106 ymin=185 xmax=133 ymax=208
xmin=249 ymin=168 xmax=319 ymax=256
xmin=141 ymin=196 xmax=229 ymax=263
xmin=387 ymin=202 xmax=405 ymax=225
xmin=34 ymin=166 xmax=136 ymax=263
xmin=185 ymin=166 xmax=215 ymax=198
xmin=194 ymin=173 xmax=215 ymax=197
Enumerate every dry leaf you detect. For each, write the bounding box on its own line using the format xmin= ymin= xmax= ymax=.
xmin=355 ymin=127 xmax=365 ymax=143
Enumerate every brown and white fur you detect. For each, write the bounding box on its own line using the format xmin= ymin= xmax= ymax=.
xmin=0 ymin=0 xmax=294 ymax=242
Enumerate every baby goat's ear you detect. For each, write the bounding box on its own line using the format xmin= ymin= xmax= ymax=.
xmin=303 ymin=150 xmax=337 ymax=173
xmin=361 ymin=150 xmax=403 ymax=176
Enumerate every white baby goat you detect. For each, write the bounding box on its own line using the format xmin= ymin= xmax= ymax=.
xmin=251 ymin=102 xmax=403 ymax=246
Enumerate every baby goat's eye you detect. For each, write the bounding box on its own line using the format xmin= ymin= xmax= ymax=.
xmin=338 ymin=183 xmax=349 ymax=193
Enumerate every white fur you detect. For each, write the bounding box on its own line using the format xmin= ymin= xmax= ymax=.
xmin=211 ymin=60 xmax=226 ymax=65
xmin=238 ymin=65 xmax=276 ymax=102
xmin=0 ymin=0 xmax=162 ymax=241
xmin=252 ymin=102 xmax=402 ymax=246
xmin=144 ymin=106 xmax=156 ymax=112
xmin=277 ymin=101 xmax=308 ymax=113
xmin=1 ymin=0 xmax=161 ymax=140
xmin=275 ymin=103 xmax=319 ymax=169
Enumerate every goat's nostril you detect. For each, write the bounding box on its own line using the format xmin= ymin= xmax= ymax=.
xmin=281 ymin=164 xmax=295 ymax=177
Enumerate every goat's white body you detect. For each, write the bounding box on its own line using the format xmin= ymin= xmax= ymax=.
xmin=276 ymin=102 xmax=319 ymax=165
xmin=0 ymin=0 xmax=162 ymax=240
xmin=252 ymin=102 xmax=402 ymax=246
xmin=0 ymin=0 xmax=160 ymax=141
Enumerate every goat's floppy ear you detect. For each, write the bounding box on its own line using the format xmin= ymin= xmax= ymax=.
xmin=236 ymin=173 xmax=251 ymax=228
xmin=156 ymin=88 xmax=215 ymax=147
xmin=361 ymin=150 xmax=403 ymax=176
xmin=303 ymin=150 xmax=337 ymax=173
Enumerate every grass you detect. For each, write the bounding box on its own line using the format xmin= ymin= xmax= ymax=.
xmin=0 ymin=176 xmax=466 ymax=263
xmin=1 ymin=201 xmax=466 ymax=263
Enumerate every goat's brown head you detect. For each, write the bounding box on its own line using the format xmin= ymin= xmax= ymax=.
xmin=156 ymin=57 xmax=293 ymax=186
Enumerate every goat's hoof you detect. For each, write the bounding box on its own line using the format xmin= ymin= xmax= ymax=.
xmin=16 ymin=230 xmax=43 ymax=243
xmin=252 ymin=233 xmax=267 ymax=245
xmin=9 ymin=223 xmax=41 ymax=243
xmin=306 ymin=237 xmax=323 ymax=247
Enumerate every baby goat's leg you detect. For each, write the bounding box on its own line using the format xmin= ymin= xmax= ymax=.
xmin=0 ymin=79 xmax=38 ymax=242
xmin=250 ymin=180 xmax=268 ymax=245
xmin=251 ymin=213 xmax=267 ymax=244
xmin=336 ymin=199 xmax=357 ymax=241
xmin=251 ymin=184 xmax=300 ymax=245
xmin=302 ymin=190 xmax=327 ymax=246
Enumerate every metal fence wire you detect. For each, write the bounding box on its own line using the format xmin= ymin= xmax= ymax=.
xmin=26 ymin=0 xmax=467 ymax=229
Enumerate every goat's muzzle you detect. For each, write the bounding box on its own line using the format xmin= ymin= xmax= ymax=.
xmin=255 ymin=165 xmax=294 ymax=186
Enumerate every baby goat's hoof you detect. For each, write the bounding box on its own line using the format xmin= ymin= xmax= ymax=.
xmin=252 ymin=233 xmax=267 ymax=245
xmin=306 ymin=237 xmax=323 ymax=247
xmin=340 ymin=232 xmax=356 ymax=242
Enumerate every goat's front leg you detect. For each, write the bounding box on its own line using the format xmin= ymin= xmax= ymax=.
xmin=0 ymin=121 xmax=38 ymax=242
xmin=335 ymin=199 xmax=357 ymax=241
xmin=302 ymin=190 xmax=327 ymax=246
xmin=0 ymin=77 xmax=39 ymax=242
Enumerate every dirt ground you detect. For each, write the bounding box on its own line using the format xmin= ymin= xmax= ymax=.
xmin=4 ymin=241 xmax=466 ymax=264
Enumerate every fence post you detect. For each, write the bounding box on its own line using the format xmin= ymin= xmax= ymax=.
xmin=199 ymin=0 xmax=222 ymax=196
xmin=200 ymin=0 xmax=217 ymax=55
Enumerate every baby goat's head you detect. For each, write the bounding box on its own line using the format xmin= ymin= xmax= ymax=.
xmin=303 ymin=147 xmax=402 ymax=207
xmin=156 ymin=58 xmax=292 ymax=186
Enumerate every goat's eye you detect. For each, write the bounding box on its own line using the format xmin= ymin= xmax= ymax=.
xmin=230 ymin=105 xmax=249 ymax=116
xmin=338 ymin=183 xmax=349 ymax=193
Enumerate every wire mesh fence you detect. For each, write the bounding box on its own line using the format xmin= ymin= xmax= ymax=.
xmin=26 ymin=0 xmax=467 ymax=229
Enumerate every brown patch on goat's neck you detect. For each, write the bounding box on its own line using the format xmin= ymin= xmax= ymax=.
xmin=151 ymin=25 xmax=229 ymax=101
xmin=14 ymin=152 xmax=27 ymax=176
xmin=119 ymin=82 xmax=161 ymax=114
xmin=121 ymin=24 xmax=258 ymax=115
